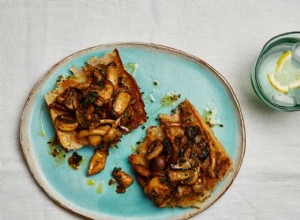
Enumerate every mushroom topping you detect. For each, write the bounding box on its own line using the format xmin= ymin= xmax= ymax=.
xmin=78 ymin=125 xmax=110 ymax=139
xmin=54 ymin=114 xmax=79 ymax=131
xmin=98 ymin=80 xmax=114 ymax=101
xmin=93 ymin=70 xmax=104 ymax=82
xmin=149 ymin=156 xmax=166 ymax=172
xmin=75 ymin=110 xmax=89 ymax=128
xmin=102 ymin=128 xmax=122 ymax=143
xmin=131 ymin=164 xmax=151 ymax=177
xmin=186 ymin=167 xmax=199 ymax=185
xmin=144 ymin=177 xmax=170 ymax=203
xmin=106 ymin=63 xmax=119 ymax=90
xmin=88 ymin=135 xmax=102 ymax=147
xmin=146 ymin=140 xmax=164 ymax=160
xmin=56 ymin=88 xmax=71 ymax=105
xmin=112 ymin=167 xmax=134 ymax=189
xmin=88 ymin=147 xmax=109 ymax=176
xmin=64 ymin=89 xmax=76 ymax=110
xmin=75 ymin=82 xmax=91 ymax=90
xmin=167 ymin=170 xmax=194 ymax=182
xmin=113 ymin=92 xmax=131 ymax=116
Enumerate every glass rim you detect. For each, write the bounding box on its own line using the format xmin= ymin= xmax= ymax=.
xmin=253 ymin=31 xmax=300 ymax=111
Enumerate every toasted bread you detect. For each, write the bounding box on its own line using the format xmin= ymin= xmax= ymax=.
xmin=45 ymin=49 xmax=147 ymax=151
xmin=129 ymin=99 xmax=232 ymax=208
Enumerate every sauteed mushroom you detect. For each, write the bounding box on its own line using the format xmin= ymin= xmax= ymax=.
xmin=113 ymin=92 xmax=131 ymax=116
xmin=54 ymin=114 xmax=79 ymax=131
xmin=78 ymin=125 xmax=110 ymax=139
xmin=88 ymin=147 xmax=109 ymax=176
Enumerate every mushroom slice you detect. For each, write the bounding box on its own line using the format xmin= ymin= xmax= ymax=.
xmin=75 ymin=110 xmax=89 ymax=128
xmin=113 ymin=92 xmax=131 ymax=116
xmin=144 ymin=177 xmax=170 ymax=199
xmin=64 ymin=89 xmax=76 ymax=110
xmin=168 ymin=170 xmax=194 ymax=182
xmin=93 ymin=70 xmax=104 ymax=82
xmin=75 ymin=82 xmax=91 ymax=90
xmin=146 ymin=140 xmax=164 ymax=160
xmin=102 ymin=128 xmax=122 ymax=143
xmin=132 ymin=164 xmax=151 ymax=177
xmin=88 ymin=147 xmax=109 ymax=176
xmin=112 ymin=167 xmax=134 ymax=189
xmin=106 ymin=63 xmax=119 ymax=90
xmin=56 ymin=89 xmax=69 ymax=104
xmin=99 ymin=119 xmax=116 ymax=125
xmin=186 ymin=167 xmax=200 ymax=185
xmin=88 ymin=135 xmax=102 ymax=147
xmin=78 ymin=125 xmax=110 ymax=139
xmin=54 ymin=114 xmax=79 ymax=131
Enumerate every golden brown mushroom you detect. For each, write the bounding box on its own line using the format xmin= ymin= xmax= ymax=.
xmin=88 ymin=147 xmax=109 ymax=176
xmin=54 ymin=114 xmax=79 ymax=131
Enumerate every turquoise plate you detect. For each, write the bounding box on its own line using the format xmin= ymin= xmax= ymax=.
xmin=20 ymin=43 xmax=245 ymax=220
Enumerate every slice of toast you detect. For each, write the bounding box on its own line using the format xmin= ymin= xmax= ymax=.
xmin=129 ymin=99 xmax=232 ymax=208
xmin=45 ymin=49 xmax=147 ymax=150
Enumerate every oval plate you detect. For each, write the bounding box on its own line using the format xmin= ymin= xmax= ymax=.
xmin=20 ymin=43 xmax=245 ymax=220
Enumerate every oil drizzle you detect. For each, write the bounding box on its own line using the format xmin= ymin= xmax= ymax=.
xmin=97 ymin=182 xmax=104 ymax=194
xmin=87 ymin=179 xmax=96 ymax=186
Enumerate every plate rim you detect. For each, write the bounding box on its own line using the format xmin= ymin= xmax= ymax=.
xmin=19 ymin=42 xmax=246 ymax=220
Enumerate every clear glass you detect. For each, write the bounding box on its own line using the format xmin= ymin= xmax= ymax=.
xmin=251 ymin=32 xmax=300 ymax=111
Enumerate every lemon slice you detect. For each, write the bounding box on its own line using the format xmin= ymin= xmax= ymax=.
xmin=288 ymin=69 xmax=300 ymax=89
xmin=267 ymin=73 xmax=289 ymax=93
xmin=268 ymin=70 xmax=300 ymax=93
xmin=276 ymin=50 xmax=292 ymax=72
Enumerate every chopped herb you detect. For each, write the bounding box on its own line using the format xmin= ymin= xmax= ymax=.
xmin=153 ymin=80 xmax=159 ymax=86
xmin=136 ymin=141 xmax=141 ymax=145
xmin=99 ymin=81 xmax=105 ymax=90
xmin=160 ymin=177 xmax=166 ymax=184
xmin=83 ymin=91 xmax=98 ymax=106
xmin=179 ymin=158 xmax=186 ymax=164
xmin=141 ymin=92 xmax=145 ymax=95
xmin=142 ymin=126 xmax=146 ymax=130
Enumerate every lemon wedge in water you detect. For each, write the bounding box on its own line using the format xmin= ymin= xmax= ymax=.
xmin=267 ymin=73 xmax=289 ymax=93
xmin=268 ymin=50 xmax=300 ymax=93
xmin=276 ymin=50 xmax=292 ymax=72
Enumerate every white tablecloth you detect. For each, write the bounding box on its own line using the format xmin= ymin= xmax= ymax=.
xmin=1 ymin=0 xmax=300 ymax=219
